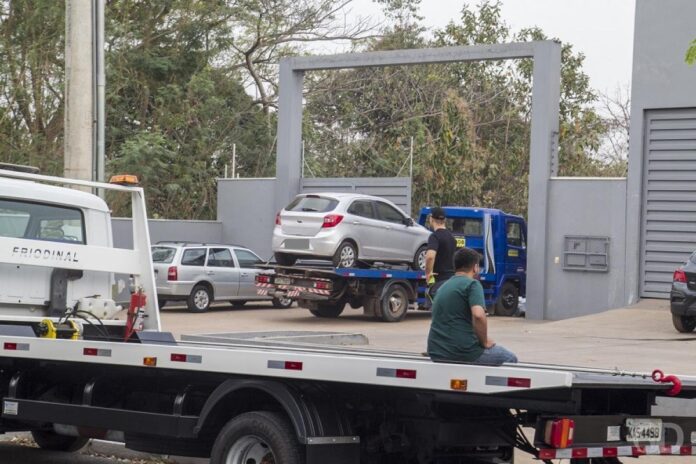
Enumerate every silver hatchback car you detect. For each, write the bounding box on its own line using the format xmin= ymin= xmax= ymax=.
xmin=272 ymin=193 xmax=430 ymax=269
xmin=152 ymin=242 xmax=292 ymax=312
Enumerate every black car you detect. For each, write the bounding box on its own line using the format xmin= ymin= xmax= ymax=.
xmin=670 ymin=252 xmax=696 ymax=332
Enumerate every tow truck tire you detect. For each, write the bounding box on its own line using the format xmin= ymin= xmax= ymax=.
xmin=272 ymin=296 xmax=294 ymax=308
xmin=672 ymin=314 xmax=696 ymax=333
xmin=308 ymin=301 xmax=345 ymax=318
xmin=31 ymin=430 xmax=89 ymax=452
xmin=333 ymin=241 xmax=358 ymax=268
xmin=494 ymin=282 xmax=519 ymax=317
xmin=274 ymin=252 xmax=297 ymax=266
xmin=187 ymin=284 xmax=212 ymax=313
xmin=380 ymin=284 xmax=409 ymax=322
xmin=412 ymin=245 xmax=428 ymax=271
xmin=210 ymin=411 xmax=301 ymax=464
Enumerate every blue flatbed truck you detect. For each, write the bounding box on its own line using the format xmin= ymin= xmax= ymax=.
xmin=257 ymin=207 xmax=527 ymax=321
xmin=418 ymin=206 xmax=527 ymax=317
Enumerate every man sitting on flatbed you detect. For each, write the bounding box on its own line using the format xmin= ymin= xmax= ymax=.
xmin=427 ymin=248 xmax=518 ymax=365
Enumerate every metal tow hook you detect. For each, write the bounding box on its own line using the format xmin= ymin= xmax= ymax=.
xmin=652 ymin=369 xmax=683 ymax=396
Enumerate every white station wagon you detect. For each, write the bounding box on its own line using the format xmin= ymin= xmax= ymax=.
xmin=272 ymin=193 xmax=430 ymax=269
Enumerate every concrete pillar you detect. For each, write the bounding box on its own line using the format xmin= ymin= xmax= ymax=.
xmin=64 ymin=0 xmax=94 ymax=183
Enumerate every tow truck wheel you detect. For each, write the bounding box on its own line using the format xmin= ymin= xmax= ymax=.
xmin=672 ymin=314 xmax=696 ymax=333
xmin=272 ymin=296 xmax=294 ymax=308
xmin=308 ymin=300 xmax=345 ymax=318
xmin=31 ymin=430 xmax=89 ymax=452
xmin=274 ymin=252 xmax=297 ymax=266
xmin=188 ymin=284 xmax=212 ymax=312
xmin=494 ymin=282 xmax=519 ymax=317
xmin=380 ymin=284 xmax=409 ymax=322
xmin=210 ymin=411 xmax=301 ymax=464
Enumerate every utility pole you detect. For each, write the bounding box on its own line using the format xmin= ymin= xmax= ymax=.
xmin=64 ymin=0 xmax=95 ymax=186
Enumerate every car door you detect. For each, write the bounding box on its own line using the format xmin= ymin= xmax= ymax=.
xmin=205 ymin=248 xmax=240 ymax=299
xmin=233 ymin=248 xmax=263 ymax=299
xmin=373 ymin=201 xmax=412 ymax=260
xmin=345 ymin=200 xmax=382 ymax=259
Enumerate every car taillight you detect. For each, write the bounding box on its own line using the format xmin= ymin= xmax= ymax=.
xmin=322 ymin=214 xmax=344 ymax=228
xmin=674 ymin=269 xmax=687 ymax=283
xmin=275 ymin=212 xmax=281 ymax=226
xmin=167 ymin=266 xmax=178 ymax=281
xmin=544 ymin=418 xmax=575 ymax=448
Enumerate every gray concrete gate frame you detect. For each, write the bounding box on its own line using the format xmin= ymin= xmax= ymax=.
xmin=274 ymin=42 xmax=562 ymax=320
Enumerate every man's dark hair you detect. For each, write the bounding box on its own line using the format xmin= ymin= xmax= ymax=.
xmin=454 ymin=247 xmax=481 ymax=272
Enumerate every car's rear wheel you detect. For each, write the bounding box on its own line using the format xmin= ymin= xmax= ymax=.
xmin=333 ymin=241 xmax=357 ymax=268
xmin=187 ymin=284 xmax=212 ymax=313
xmin=274 ymin=252 xmax=297 ymax=266
xmin=412 ymin=245 xmax=428 ymax=271
xmin=672 ymin=314 xmax=696 ymax=333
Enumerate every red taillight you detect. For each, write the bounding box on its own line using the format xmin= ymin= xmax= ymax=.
xmin=256 ymin=274 xmax=271 ymax=284
xmin=322 ymin=214 xmax=344 ymax=228
xmin=167 ymin=266 xmax=178 ymax=281
xmin=544 ymin=418 xmax=575 ymax=448
xmin=674 ymin=269 xmax=687 ymax=283
xmin=275 ymin=212 xmax=281 ymax=226
xmin=507 ymin=377 xmax=531 ymax=388
xmin=314 ymin=281 xmax=331 ymax=290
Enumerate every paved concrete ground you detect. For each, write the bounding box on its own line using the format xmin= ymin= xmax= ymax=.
xmin=2 ymin=298 xmax=694 ymax=463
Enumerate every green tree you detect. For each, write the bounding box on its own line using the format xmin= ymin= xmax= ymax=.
xmin=687 ymin=39 xmax=696 ymax=65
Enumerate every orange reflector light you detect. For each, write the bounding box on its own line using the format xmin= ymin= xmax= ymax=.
xmin=110 ymin=174 xmax=139 ymax=185
xmin=544 ymin=418 xmax=575 ymax=448
xmin=143 ymin=357 xmax=157 ymax=367
xmin=450 ymin=379 xmax=468 ymax=391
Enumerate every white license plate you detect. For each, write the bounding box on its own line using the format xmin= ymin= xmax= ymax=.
xmin=626 ymin=418 xmax=662 ymax=442
xmin=285 ymin=239 xmax=309 ymax=250
xmin=275 ymin=277 xmax=292 ymax=285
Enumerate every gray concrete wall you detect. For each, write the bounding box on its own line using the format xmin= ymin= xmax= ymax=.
xmin=301 ymin=177 xmax=412 ymax=214
xmin=112 ymin=218 xmax=223 ymax=249
xmin=218 ymin=178 xmax=277 ymax=260
xmin=625 ymin=0 xmax=696 ymax=303
xmin=546 ymin=178 xmax=627 ymax=320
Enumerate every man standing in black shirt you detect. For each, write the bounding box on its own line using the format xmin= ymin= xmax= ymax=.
xmin=424 ymin=207 xmax=457 ymax=307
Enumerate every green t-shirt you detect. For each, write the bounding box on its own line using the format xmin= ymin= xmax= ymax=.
xmin=427 ymin=275 xmax=486 ymax=362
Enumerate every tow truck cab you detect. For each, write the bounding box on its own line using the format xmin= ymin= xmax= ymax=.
xmin=418 ymin=206 xmax=527 ymax=316
xmin=0 ymin=177 xmax=115 ymax=318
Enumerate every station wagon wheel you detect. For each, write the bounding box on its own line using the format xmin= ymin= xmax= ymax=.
xmin=333 ymin=241 xmax=357 ymax=268
xmin=413 ymin=245 xmax=428 ymax=271
xmin=380 ymin=284 xmax=409 ymax=322
xmin=210 ymin=411 xmax=300 ymax=464
xmin=187 ymin=284 xmax=212 ymax=313
xmin=494 ymin=282 xmax=519 ymax=317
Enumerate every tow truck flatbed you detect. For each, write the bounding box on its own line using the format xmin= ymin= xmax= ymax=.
xmin=3 ymin=169 xmax=696 ymax=464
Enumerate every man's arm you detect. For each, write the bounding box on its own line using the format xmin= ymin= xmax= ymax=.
xmin=425 ymin=234 xmax=438 ymax=282
xmin=471 ymin=306 xmax=495 ymax=348
xmin=425 ymin=250 xmax=436 ymax=282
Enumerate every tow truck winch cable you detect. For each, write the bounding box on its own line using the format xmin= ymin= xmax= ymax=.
xmin=652 ymin=369 xmax=682 ymax=396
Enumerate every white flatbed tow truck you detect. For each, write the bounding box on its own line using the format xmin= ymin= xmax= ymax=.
xmin=1 ymin=168 xmax=696 ymax=464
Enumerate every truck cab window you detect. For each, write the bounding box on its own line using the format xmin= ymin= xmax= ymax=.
xmin=0 ymin=199 xmax=85 ymax=244
xmin=506 ymin=222 xmax=523 ymax=247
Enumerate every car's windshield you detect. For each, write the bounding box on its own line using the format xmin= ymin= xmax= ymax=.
xmin=285 ymin=195 xmax=338 ymax=213
xmin=151 ymin=246 xmax=177 ymax=263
